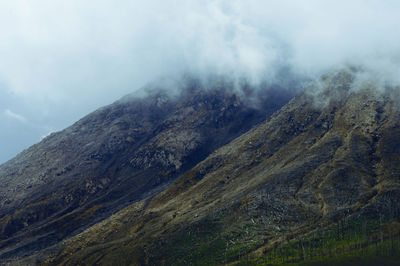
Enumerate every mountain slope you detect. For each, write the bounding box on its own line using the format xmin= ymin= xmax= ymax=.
xmin=44 ymin=70 xmax=400 ymax=265
xmin=0 ymin=80 xmax=294 ymax=261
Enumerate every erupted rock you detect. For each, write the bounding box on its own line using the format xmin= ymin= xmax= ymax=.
xmin=0 ymin=80 xmax=293 ymax=262
xmin=43 ymin=70 xmax=400 ymax=265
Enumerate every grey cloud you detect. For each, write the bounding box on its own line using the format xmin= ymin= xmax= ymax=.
xmin=0 ymin=0 xmax=400 ymax=163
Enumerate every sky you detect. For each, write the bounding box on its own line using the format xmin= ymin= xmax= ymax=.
xmin=0 ymin=0 xmax=400 ymax=164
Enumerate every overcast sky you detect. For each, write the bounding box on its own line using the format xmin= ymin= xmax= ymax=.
xmin=1 ymin=0 xmax=400 ymax=163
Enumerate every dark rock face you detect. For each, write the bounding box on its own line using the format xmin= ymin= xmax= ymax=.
xmin=42 ymin=71 xmax=400 ymax=265
xmin=0 ymin=82 xmax=293 ymax=260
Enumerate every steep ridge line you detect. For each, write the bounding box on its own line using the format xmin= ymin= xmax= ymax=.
xmin=0 ymin=81 xmax=295 ymax=262
xmin=41 ymin=70 xmax=400 ymax=265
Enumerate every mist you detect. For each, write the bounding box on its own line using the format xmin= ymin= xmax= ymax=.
xmin=0 ymin=0 xmax=400 ymax=163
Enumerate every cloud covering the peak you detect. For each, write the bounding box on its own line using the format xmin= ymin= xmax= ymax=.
xmin=0 ymin=0 xmax=400 ymax=163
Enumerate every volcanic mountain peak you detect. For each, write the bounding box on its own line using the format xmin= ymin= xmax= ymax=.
xmin=41 ymin=70 xmax=400 ymax=265
xmin=0 ymin=80 xmax=293 ymax=262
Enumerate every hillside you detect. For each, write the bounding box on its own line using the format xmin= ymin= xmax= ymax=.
xmin=42 ymin=70 xmax=400 ymax=265
xmin=0 ymin=79 xmax=293 ymax=262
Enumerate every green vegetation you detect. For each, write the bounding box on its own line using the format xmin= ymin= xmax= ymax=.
xmin=150 ymin=213 xmax=400 ymax=265
xmin=253 ymin=216 xmax=400 ymax=265
xmin=252 ymin=238 xmax=400 ymax=266
xmin=150 ymin=216 xmax=226 ymax=265
xmin=149 ymin=213 xmax=264 ymax=265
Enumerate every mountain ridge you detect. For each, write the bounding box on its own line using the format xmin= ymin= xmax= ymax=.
xmin=40 ymin=70 xmax=400 ymax=265
xmin=0 ymin=80 xmax=294 ymax=263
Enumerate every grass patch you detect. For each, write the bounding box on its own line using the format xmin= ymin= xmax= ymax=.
xmin=253 ymin=216 xmax=400 ymax=265
xmin=149 ymin=212 xmax=264 ymax=265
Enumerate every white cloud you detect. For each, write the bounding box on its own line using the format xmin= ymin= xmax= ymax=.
xmin=4 ymin=109 xmax=27 ymax=123
xmin=0 ymin=0 xmax=400 ymax=163
xmin=0 ymin=0 xmax=399 ymax=105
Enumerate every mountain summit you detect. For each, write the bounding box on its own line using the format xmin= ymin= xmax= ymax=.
xmin=43 ymin=70 xmax=400 ymax=265
xmin=0 ymin=79 xmax=293 ymax=263
xmin=2 ymin=71 xmax=400 ymax=265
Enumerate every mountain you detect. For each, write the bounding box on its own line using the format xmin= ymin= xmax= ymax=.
xmin=0 ymin=79 xmax=294 ymax=263
xmin=40 ymin=70 xmax=400 ymax=265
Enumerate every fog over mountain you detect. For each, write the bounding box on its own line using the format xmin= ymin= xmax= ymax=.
xmin=1 ymin=0 xmax=400 ymax=163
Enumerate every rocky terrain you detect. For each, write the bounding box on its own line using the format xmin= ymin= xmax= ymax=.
xmin=2 ymin=70 xmax=400 ymax=265
xmin=0 ymin=78 xmax=294 ymax=263
xmin=38 ymin=70 xmax=400 ymax=265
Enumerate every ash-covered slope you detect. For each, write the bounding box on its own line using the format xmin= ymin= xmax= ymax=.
xmin=46 ymin=70 xmax=400 ymax=265
xmin=0 ymin=80 xmax=294 ymax=261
